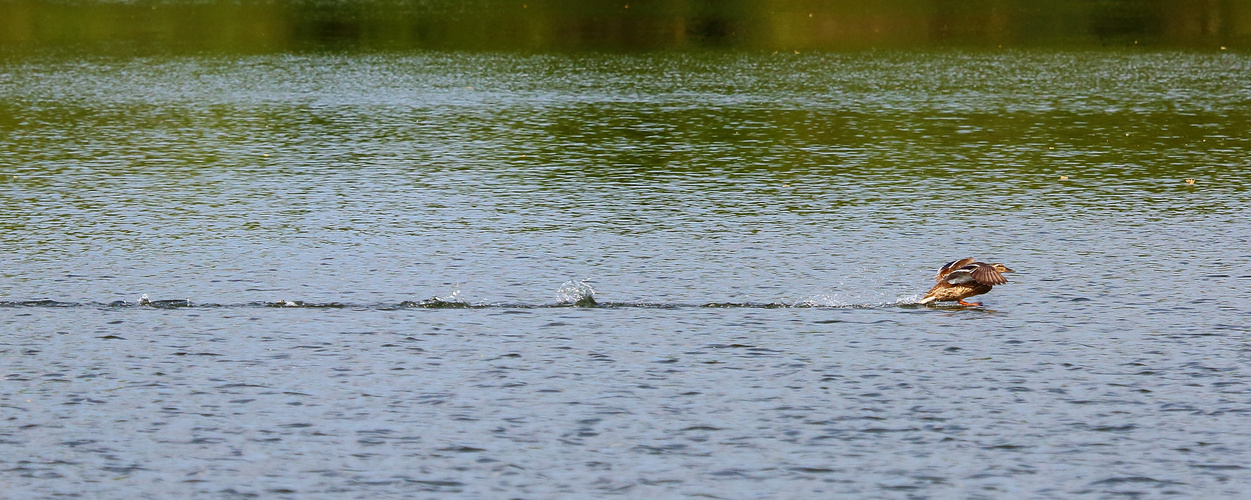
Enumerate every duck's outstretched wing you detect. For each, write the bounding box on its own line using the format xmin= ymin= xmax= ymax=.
xmin=942 ymin=262 xmax=1009 ymax=286
xmin=968 ymin=263 xmax=1009 ymax=285
xmin=935 ymin=258 xmax=976 ymax=281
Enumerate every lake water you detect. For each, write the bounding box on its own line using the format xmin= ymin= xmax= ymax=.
xmin=3 ymin=47 xmax=1251 ymax=497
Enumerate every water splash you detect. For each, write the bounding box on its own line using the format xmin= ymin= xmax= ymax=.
xmin=434 ymin=287 xmax=462 ymax=303
xmin=556 ymin=279 xmax=597 ymax=307
xmin=893 ymin=294 xmax=926 ymax=306
xmin=118 ymin=294 xmax=194 ymax=308
xmin=266 ymin=300 xmax=346 ymax=308
xmin=403 ymin=286 xmax=471 ymax=308
xmin=795 ymin=292 xmax=922 ymax=308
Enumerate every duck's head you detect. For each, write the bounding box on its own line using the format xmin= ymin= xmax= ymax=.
xmin=991 ymin=263 xmax=1014 ymax=273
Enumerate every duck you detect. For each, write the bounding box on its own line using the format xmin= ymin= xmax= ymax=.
xmin=919 ymin=258 xmax=1014 ymax=306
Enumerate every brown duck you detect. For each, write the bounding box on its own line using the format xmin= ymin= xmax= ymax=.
xmin=919 ymin=258 xmax=1014 ymax=306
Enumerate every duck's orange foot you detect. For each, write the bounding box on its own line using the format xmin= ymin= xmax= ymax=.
xmin=957 ymin=300 xmax=982 ymax=306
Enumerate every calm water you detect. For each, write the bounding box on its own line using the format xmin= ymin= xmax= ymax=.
xmin=3 ymin=48 xmax=1251 ymax=497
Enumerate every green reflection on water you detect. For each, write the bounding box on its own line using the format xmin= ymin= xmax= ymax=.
xmin=0 ymin=51 xmax=1247 ymax=267
xmin=1 ymin=0 xmax=1248 ymax=54
xmin=2 ymin=51 xmax=1245 ymax=197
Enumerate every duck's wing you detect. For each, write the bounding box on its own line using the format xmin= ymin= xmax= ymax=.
xmin=935 ymin=258 xmax=976 ymax=281
xmin=968 ymin=262 xmax=1009 ymax=285
xmin=943 ymin=268 xmax=977 ymax=285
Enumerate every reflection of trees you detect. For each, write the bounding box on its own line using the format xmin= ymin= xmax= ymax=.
xmin=0 ymin=0 xmax=1246 ymax=51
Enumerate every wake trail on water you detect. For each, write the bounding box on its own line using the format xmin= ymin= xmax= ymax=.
xmin=1 ymin=296 xmax=928 ymax=310
xmin=0 ymin=300 xmax=928 ymax=310
xmin=1 ymin=281 xmax=929 ymax=311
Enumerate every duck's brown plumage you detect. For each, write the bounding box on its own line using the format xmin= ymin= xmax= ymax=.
xmin=920 ymin=259 xmax=1014 ymax=306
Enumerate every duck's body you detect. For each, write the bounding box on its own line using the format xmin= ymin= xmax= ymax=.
xmin=919 ymin=258 xmax=1013 ymax=306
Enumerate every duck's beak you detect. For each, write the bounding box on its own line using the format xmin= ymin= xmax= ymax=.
xmin=996 ymin=264 xmax=1015 ymax=273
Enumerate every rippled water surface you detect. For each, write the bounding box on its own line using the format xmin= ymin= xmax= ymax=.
xmin=3 ymin=50 xmax=1251 ymax=497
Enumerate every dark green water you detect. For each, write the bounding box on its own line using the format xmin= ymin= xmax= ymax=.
xmin=2 ymin=0 xmax=1248 ymax=53
xmin=3 ymin=2 xmax=1251 ymax=498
